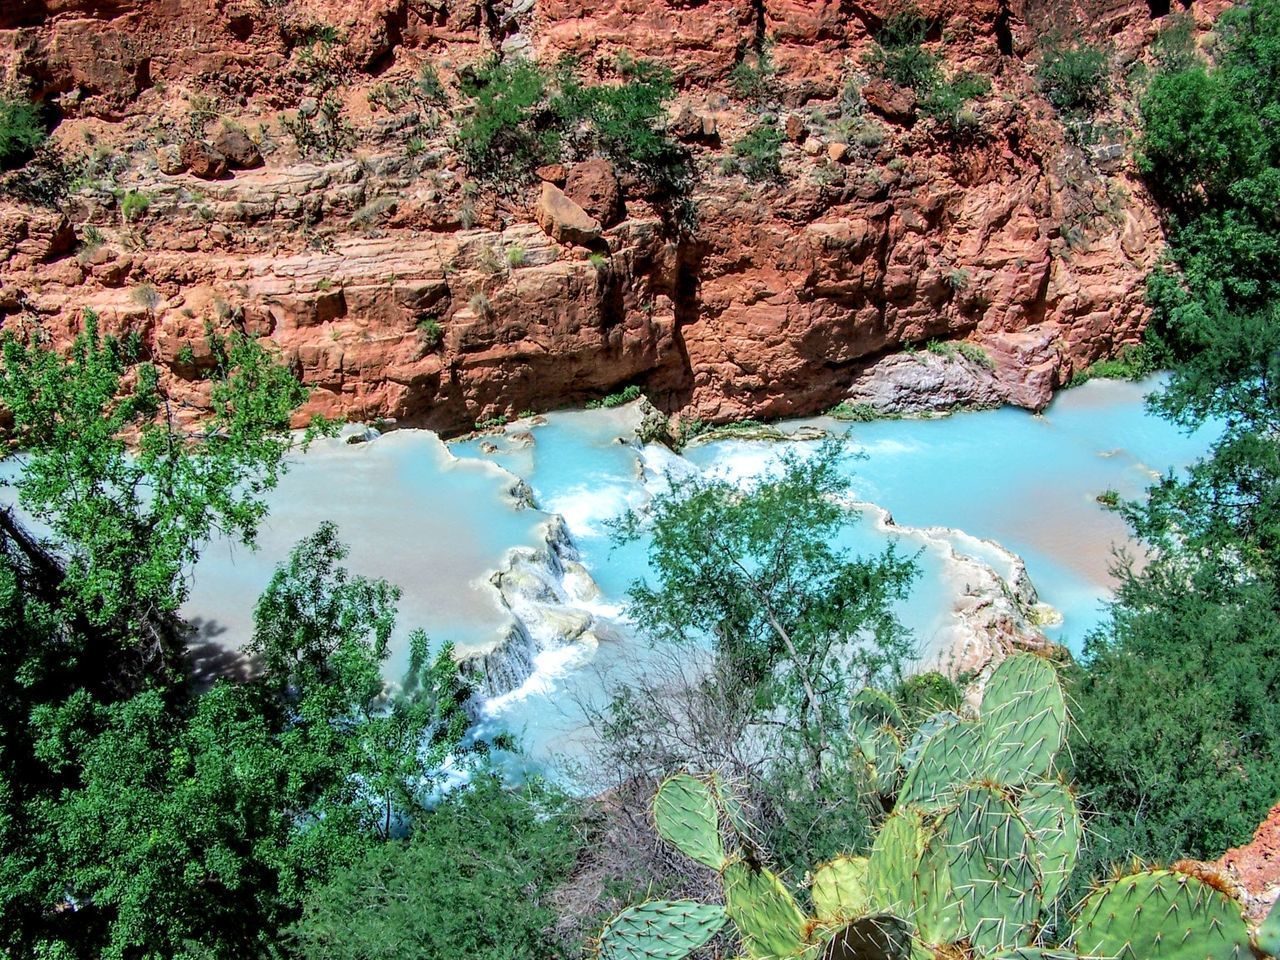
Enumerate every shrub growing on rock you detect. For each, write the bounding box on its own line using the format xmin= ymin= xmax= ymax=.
xmin=0 ymin=95 xmax=46 ymax=171
xmin=1037 ymin=40 xmax=1110 ymax=114
xmin=731 ymin=121 xmax=785 ymax=182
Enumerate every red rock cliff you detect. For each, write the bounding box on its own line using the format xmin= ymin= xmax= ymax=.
xmin=0 ymin=0 xmax=1231 ymax=433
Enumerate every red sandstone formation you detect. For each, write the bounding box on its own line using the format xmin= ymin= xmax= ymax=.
xmin=1218 ymin=803 xmax=1280 ymax=921
xmin=0 ymin=0 xmax=1233 ymax=434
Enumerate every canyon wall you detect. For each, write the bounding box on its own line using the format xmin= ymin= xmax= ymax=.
xmin=0 ymin=0 xmax=1230 ymax=433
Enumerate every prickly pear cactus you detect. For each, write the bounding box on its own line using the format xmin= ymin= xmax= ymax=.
xmin=1257 ymin=897 xmax=1280 ymax=957
xmin=597 ymin=900 xmax=728 ymax=960
xmin=1017 ymin=781 xmax=1081 ymax=907
xmin=915 ymin=784 xmax=1042 ymax=952
xmin=900 ymin=710 xmax=961 ymax=771
xmin=895 ymin=719 xmax=984 ymax=809
xmin=811 ymin=855 xmax=870 ymax=923
xmin=818 ymin=914 xmax=914 ymax=960
xmin=988 ymin=951 xmax=1083 ymax=959
xmin=723 ymin=860 xmax=809 ymax=960
xmin=652 ymin=773 xmax=727 ymax=870
xmin=852 ymin=688 xmax=907 ymax=730
xmin=1072 ymin=868 xmax=1253 ymax=960
xmin=977 ymin=654 xmax=1067 ymax=787
xmin=867 ymin=806 xmax=930 ymax=917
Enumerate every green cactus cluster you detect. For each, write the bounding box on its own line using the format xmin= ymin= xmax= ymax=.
xmin=596 ymin=653 xmax=1280 ymax=960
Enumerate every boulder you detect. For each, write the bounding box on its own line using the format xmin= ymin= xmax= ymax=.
xmin=564 ymin=158 xmax=623 ymax=228
xmin=156 ymin=144 xmax=186 ymax=175
xmin=180 ymin=140 xmax=228 ymax=180
xmin=536 ymin=163 xmax=568 ymax=185
xmin=672 ymin=104 xmax=719 ymax=143
xmin=862 ymin=79 xmax=917 ymax=123
xmin=535 ymin=182 xmax=602 ymax=246
xmin=212 ymin=125 xmax=263 ymax=169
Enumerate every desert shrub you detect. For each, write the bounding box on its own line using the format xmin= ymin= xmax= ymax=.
xmin=893 ymin=670 xmax=963 ymax=724
xmin=417 ymin=316 xmax=443 ymax=349
xmin=869 ymin=6 xmax=940 ymax=91
xmin=827 ymin=401 xmax=879 ymax=422
xmin=291 ymin=777 xmax=581 ymax=960
xmin=586 ymin=384 xmax=642 ymax=409
xmin=588 ymin=62 xmax=688 ymax=190
xmin=120 ymin=190 xmax=152 ymax=222
xmin=454 ymin=57 xmax=558 ymax=181
xmin=0 ymin=95 xmax=46 ymax=171
xmin=956 ymin=341 xmax=995 ymax=368
xmin=1067 ymin=343 xmax=1161 ymax=386
xmin=454 ymin=55 xmax=686 ymax=191
xmin=1037 ymin=40 xmax=1110 ymax=113
xmin=729 ymin=41 xmax=779 ymax=103
xmin=921 ymin=71 xmax=991 ymax=129
xmin=0 ymin=143 xmax=80 ymax=207
xmin=731 ymin=121 xmax=785 ymax=182
xmin=281 ymin=95 xmax=355 ymax=158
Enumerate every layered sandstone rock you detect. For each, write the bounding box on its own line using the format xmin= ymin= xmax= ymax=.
xmin=0 ymin=0 xmax=1234 ymax=434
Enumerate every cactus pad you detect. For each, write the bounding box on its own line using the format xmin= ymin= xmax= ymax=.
xmin=1018 ymin=781 xmax=1080 ymax=907
xmin=1072 ymin=868 xmax=1253 ymax=960
xmin=653 ymin=773 xmax=726 ymax=870
xmin=915 ymin=784 xmax=1042 ymax=952
xmin=1257 ymin=896 xmax=1280 ymax=957
xmin=597 ymin=899 xmax=728 ymax=960
xmin=896 ymin=719 xmax=984 ymax=810
xmin=723 ymin=860 xmax=808 ymax=960
xmin=900 ymin=710 xmax=962 ymax=771
xmin=852 ymin=687 xmax=907 ymax=730
xmin=868 ymin=806 xmax=931 ymax=917
xmin=812 ymin=855 xmax=871 ymax=923
xmin=818 ymin=914 xmax=914 ymax=960
xmin=977 ymin=653 xmax=1067 ymax=787
xmin=851 ymin=716 xmax=904 ymax=796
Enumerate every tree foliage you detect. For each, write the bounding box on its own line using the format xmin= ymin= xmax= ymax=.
xmin=1070 ymin=0 xmax=1280 ymax=887
xmin=290 ymin=776 xmax=581 ymax=960
xmin=0 ymin=318 xmax=484 ymax=959
xmin=0 ymin=95 xmax=45 ymax=171
xmin=453 ymin=55 xmax=687 ymax=191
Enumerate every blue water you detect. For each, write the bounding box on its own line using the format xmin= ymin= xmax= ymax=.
xmin=448 ymin=377 xmax=1217 ymax=762
xmin=2 ymin=376 xmax=1208 ymax=765
xmin=183 ymin=428 xmax=550 ymax=679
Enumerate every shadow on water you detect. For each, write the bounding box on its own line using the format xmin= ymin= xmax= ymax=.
xmin=184 ymin=618 xmax=259 ymax=688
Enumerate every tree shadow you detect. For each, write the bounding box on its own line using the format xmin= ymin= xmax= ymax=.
xmin=183 ymin=618 xmax=261 ymax=687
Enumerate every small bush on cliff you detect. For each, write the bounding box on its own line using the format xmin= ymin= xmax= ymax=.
xmin=731 ymin=121 xmax=785 ymax=182
xmin=729 ymin=41 xmax=779 ymax=104
xmin=869 ymin=6 xmax=940 ymax=92
xmin=586 ymin=384 xmax=642 ymax=409
xmin=1037 ymin=39 xmax=1110 ymax=114
xmin=454 ymin=55 xmax=687 ymax=191
xmin=921 ymin=71 xmax=991 ymax=131
xmin=455 ymin=57 xmax=554 ymax=181
xmin=0 ymin=95 xmax=46 ymax=171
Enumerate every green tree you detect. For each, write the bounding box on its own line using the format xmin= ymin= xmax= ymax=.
xmin=0 ymin=312 xmax=312 ymax=672
xmin=615 ymin=443 xmax=917 ymax=756
xmin=19 ymin=525 xmax=476 ymax=960
xmin=0 ymin=95 xmax=45 ymax=170
xmin=1070 ymin=0 xmax=1280 ymax=892
xmin=0 ymin=317 xmax=480 ymax=958
xmin=290 ymin=776 xmax=581 ymax=960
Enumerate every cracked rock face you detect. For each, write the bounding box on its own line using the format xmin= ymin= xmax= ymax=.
xmin=0 ymin=0 xmax=1232 ymax=433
